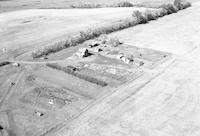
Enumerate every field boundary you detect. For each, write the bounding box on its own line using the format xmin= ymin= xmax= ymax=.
xmin=31 ymin=1 xmax=191 ymax=58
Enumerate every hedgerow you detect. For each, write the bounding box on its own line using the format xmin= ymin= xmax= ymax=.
xmin=32 ymin=1 xmax=191 ymax=58
xmin=46 ymin=63 xmax=108 ymax=87
xmin=0 ymin=61 xmax=10 ymax=67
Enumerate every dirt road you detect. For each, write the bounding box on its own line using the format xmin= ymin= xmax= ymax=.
xmin=47 ymin=2 xmax=200 ymax=136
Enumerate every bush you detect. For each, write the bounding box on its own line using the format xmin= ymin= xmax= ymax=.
xmin=132 ymin=11 xmax=148 ymax=24
xmin=116 ymin=1 xmax=134 ymax=7
xmin=174 ymin=0 xmax=184 ymax=10
xmin=95 ymin=34 xmax=108 ymax=44
xmin=32 ymin=3 xmax=191 ymax=58
xmin=107 ymin=37 xmax=122 ymax=47
xmin=144 ymin=10 xmax=157 ymax=21
xmin=0 ymin=61 xmax=10 ymax=67
xmin=70 ymin=4 xmax=102 ymax=8
xmin=32 ymin=16 xmax=140 ymax=58
xmin=46 ymin=64 xmax=108 ymax=87
xmin=173 ymin=0 xmax=191 ymax=10
xmin=182 ymin=1 xmax=191 ymax=9
xmin=159 ymin=4 xmax=178 ymax=14
xmin=158 ymin=8 xmax=168 ymax=17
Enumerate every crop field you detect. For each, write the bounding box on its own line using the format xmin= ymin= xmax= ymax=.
xmin=0 ymin=0 xmax=198 ymax=13
xmin=0 ymin=0 xmax=168 ymax=13
xmin=0 ymin=0 xmax=192 ymax=61
xmin=1 ymin=0 xmax=199 ymax=136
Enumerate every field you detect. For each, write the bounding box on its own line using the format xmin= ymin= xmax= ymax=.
xmin=0 ymin=0 xmax=198 ymax=13
xmin=0 ymin=33 xmax=171 ymax=135
xmin=0 ymin=0 xmax=171 ymax=13
xmin=0 ymin=0 xmax=200 ymax=136
xmin=0 ymin=7 xmax=145 ymax=59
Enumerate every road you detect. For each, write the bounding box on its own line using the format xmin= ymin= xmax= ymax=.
xmin=44 ymin=2 xmax=200 ymax=136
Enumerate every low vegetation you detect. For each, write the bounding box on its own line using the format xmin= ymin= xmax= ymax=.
xmin=115 ymin=1 xmax=134 ymax=7
xmin=0 ymin=61 xmax=10 ymax=67
xmin=95 ymin=35 xmax=122 ymax=47
xmin=46 ymin=63 xmax=108 ymax=87
xmin=32 ymin=0 xmax=191 ymax=58
xmin=70 ymin=4 xmax=102 ymax=8
xmin=174 ymin=0 xmax=191 ymax=10
xmin=70 ymin=1 xmax=134 ymax=8
xmin=132 ymin=10 xmax=148 ymax=23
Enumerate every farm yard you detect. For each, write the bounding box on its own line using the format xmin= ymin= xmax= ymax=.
xmin=1 ymin=0 xmax=200 ymax=136
xmin=0 ymin=33 xmax=171 ymax=135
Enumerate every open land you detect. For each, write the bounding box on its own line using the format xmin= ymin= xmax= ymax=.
xmin=0 ymin=0 xmax=200 ymax=136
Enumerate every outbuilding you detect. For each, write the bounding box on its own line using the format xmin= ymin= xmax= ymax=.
xmin=12 ymin=62 xmax=20 ymax=67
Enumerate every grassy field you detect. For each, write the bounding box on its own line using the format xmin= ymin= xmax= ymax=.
xmin=0 ymin=0 xmax=198 ymax=13
xmin=0 ymin=0 xmax=192 ymax=60
xmin=0 ymin=0 xmax=199 ymax=136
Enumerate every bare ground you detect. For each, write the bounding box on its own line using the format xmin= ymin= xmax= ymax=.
xmin=0 ymin=1 xmax=200 ymax=136
xmin=0 ymin=0 xmax=198 ymax=13
xmin=0 ymin=7 xmax=147 ymax=56
xmin=45 ymin=2 xmax=200 ymax=136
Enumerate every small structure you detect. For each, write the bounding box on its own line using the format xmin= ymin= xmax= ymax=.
xmin=2 ymin=48 xmax=6 ymax=53
xmin=35 ymin=111 xmax=44 ymax=117
xmin=117 ymin=54 xmax=135 ymax=64
xmin=42 ymin=56 xmax=48 ymax=60
xmin=67 ymin=65 xmax=79 ymax=71
xmin=121 ymin=56 xmax=126 ymax=62
xmin=116 ymin=54 xmax=124 ymax=59
xmin=49 ymin=98 xmax=54 ymax=105
xmin=89 ymin=41 xmax=100 ymax=48
xmin=124 ymin=58 xmax=131 ymax=64
xmin=84 ymin=64 xmax=89 ymax=67
xmin=11 ymin=82 xmax=15 ymax=86
xmin=76 ymin=48 xmax=92 ymax=58
xmin=12 ymin=62 xmax=20 ymax=67
xmin=134 ymin=60 xmax=144 ymax=66
xmin=65 ymin=99 xmax=72 ymax=104
xmin=88 ymin=47 xmax=103 ymax=53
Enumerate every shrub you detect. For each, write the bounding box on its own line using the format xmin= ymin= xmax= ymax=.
xmin=144 ymin=10 xmax=157 ymax=21
xmin=107 ymin=37 xmax=122 ymax=47
xmin=174 ymin=0 xmax=183 ymax=10
xmin=158 ymin=8 xmax=168 ymax=17
xmin=116 ymin=1 xmax=134 ymax=7
xmin=159 ymin=4 xmax=178 ymax=14
xmin=32 ymin=16 xmax=140 ymax=58
xmin=0 ymin=61 xmax=10 ymax=67
xmin=132 ymin=11 xmax=148 ymax=24
xmin=46 ymin=63 xmax=108 ymax=86
xmin=182 ymin=2 xmax=191 ymax=9
xmin=70 ymin=4 xmax=102 ymax=8
xmin=26 ymin=75 xmax=36 ymax=82
xmin=173 ymin=0 xmax=191 ymax=10
xmin=32 ymin=4 xmax=192 ymax=58
xmin=95 ymin=34 xmax=108 ymax=44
